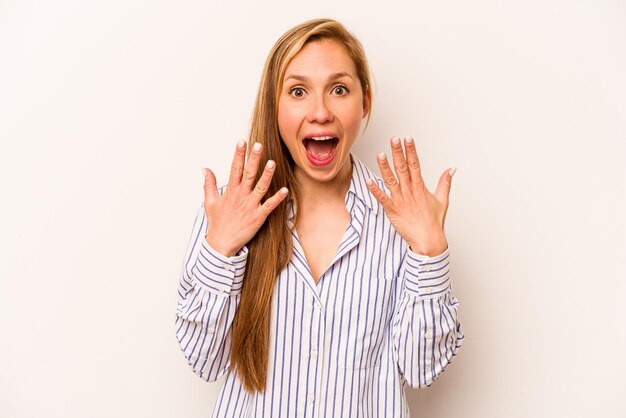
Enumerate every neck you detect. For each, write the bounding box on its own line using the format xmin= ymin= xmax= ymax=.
xmin=295 ymin=156 xmax=353 ymax=208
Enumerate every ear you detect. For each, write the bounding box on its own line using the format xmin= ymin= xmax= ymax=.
xmin=362 ymin=86 xmax=371 ymax=119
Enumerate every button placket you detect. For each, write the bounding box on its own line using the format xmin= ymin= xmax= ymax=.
xmin=307 ymin=298 xmax=325 ymax=415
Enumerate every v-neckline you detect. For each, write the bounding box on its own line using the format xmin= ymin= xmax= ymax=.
xmin=288 ymin=193 xmax=367 ymax=291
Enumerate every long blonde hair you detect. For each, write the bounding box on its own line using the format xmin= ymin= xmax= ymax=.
xmin=230 ymin=18 xmax=373 ymax=394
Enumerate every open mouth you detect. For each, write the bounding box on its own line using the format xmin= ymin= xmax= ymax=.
xmin=302 ymin=136 xmax=339 ymax=163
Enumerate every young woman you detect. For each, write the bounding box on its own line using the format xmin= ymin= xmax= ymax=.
xmin=176 ymin=18 xmax=464 ymax=418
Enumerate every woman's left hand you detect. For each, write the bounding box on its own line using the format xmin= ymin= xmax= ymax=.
xmin=366 ymin=136 xmax=456 ymax=257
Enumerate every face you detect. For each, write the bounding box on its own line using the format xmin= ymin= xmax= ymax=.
xmin=277 ymin=38 xmax=370 ymax=185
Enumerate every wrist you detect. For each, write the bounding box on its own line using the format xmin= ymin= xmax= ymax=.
xmin=407 ymin=241 xmax=448 ymax=257
xmin=205 ymin=234 xmax=238 ymax=257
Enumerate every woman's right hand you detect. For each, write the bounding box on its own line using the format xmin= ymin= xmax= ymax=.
xmin=202 ymin=140 xmax=289 ymax=257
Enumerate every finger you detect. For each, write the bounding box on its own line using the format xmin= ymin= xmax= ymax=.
xmin=203 ymin=167 xmax=219 ymax=204
xmin=252 ymin=159 xmax=275 ymax=201
xmin=434 ymin=167 xmax=456 ymax=205
xmin=404 ymin=136 xmax=424 ymax=187
xmin=376 ymin=152 xmax=401 ymax=198
xmin=259 ymin=187 xmax=289 ymax=217
xmin=390 ymin=136 xmax=411 ymax=188
xmin=241 ymin=142 xmax=263 ymax=190
xmin=365 ymin=178 xmax=397 ymax=216
xmin=227 ymin=140 xmax=247 ymax=190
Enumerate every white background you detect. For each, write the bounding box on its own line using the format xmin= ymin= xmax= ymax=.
xmin=1 ymin=1 xmax=625 ymax=417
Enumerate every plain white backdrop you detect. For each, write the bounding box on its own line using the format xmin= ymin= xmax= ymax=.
xmin=1 ymin=1 xmax=625 ymax=417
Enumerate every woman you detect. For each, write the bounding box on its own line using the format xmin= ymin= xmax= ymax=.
xmin=176 ymin=18 xmax=464 ymax=417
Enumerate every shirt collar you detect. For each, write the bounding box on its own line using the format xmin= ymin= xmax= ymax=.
xmin=346 ymin=153 xmax=379 ymax=215
xmin=286 ymin=153 xmax=379 ymax=220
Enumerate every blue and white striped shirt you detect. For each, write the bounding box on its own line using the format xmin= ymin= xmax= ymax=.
xmin=175 ymin=154 xmax=464 ymax=417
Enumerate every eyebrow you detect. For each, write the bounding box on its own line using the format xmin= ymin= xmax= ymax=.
xmin=284 ymin=72 xmax=353 ymax=83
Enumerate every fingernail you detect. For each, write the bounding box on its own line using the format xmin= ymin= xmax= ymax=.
xmin=391 ymin=136 xmax=400 ymax=145
xmin=449 ymin=167 xmax=457 ymax=177
xmin=237 ymin=140 xmax=246 ymax=148
xmin=366 ymin=178 xmax=374 ymax=186
xmin=377 ymin=152 xmax=386 ymax=161
xmin=267 ymin=160 xmax=275 ymax=169
xmin=201 ymin=167 xmax=207 ymax=177
xmin=280 ymin=187 xmax=288 ymax=195
xmin=253 ymin=143 xmax=262 ymax=152
xmin=405 ymin=136 xmax=413 ymax=144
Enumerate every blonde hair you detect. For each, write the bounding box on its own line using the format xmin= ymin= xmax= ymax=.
xmin=230 ymin=18 xmax=373 ymax=394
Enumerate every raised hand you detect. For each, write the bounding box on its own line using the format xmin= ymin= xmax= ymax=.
xmin=365 ymin=136 xmax=455 ymax=257
xmin=202 ymin=141 xmax=289 ymax=257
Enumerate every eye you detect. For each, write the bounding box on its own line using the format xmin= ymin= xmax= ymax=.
xmin=289 ymin=87 xmax=306 ymax=98
xmin=332 ymin=85 xmax=349 ymax=95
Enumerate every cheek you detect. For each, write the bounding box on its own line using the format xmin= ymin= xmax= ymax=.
xmin=277 ymin=114 xmax=298 ymax=156
xmin=341 ymin=102 xmax=365 ymax=132
xmin=277 ymin=105 xmax=295 ymax=137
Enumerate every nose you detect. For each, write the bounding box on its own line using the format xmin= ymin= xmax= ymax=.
xmin=306 ymin=94 xmax=334 ymax=124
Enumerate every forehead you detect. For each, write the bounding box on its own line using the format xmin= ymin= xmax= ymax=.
xmin=284 ymin=38 xmax=357 ymax=79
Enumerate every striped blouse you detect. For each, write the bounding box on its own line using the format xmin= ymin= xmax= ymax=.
xmin=175 ymin=154 xmax=464 ymax=418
